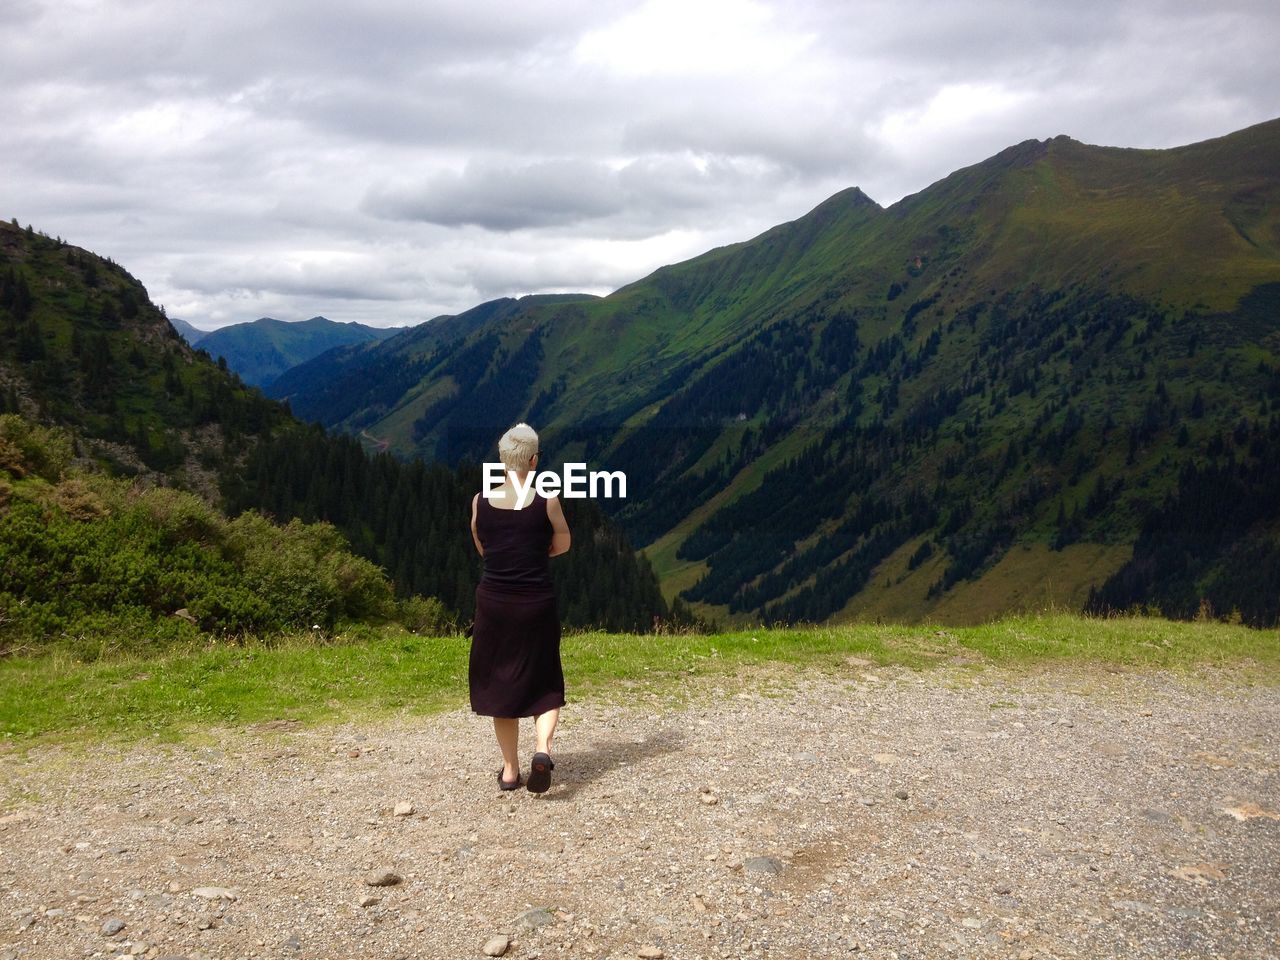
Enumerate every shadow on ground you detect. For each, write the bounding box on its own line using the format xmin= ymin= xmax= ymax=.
xmin=541 ymin=729 xmax=686 ymax=801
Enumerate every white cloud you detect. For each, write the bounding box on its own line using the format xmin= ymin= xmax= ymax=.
xmin=0 ymin=0 xmax=1276 ymax=329
xmin=574 ymin=0 xmax=813 ymax=77
xmin=876 ymin=83 xmax=1034 ymax=148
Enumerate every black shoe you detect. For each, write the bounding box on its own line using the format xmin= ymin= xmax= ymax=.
xmin=498 ymin=768 xmax=522 ymax=791
xmin=526 ymin=752 xmax=554 ymax=793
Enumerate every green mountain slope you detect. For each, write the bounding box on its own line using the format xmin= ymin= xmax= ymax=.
xmin=266 ymin=294 xmax=601 ymax=432
xmin=273 ymin=118 xmax=1280 ymax=626
xmin=0 ymin=220 xmax=289 ymax=494
xmin=0 ymin=222 xmax=674 ymax=635
xmin=197 ymin=316 xmax=402 ymax=388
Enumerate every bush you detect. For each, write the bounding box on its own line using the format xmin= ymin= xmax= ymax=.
xmin=49 ymin=476 xmax=108 ymax=520
xmin=0 ymin=471 xmax=399 ymax=651
xmin=395 ymin=595 xmax=456 ymax=635
xmin=225 ymin=512 xmax=394 ymax=630
xmin=126 ymin=484 xmax=221 ymax=545
xmin=187 ymin=585 xmax=275 ymax=635
xmin=0 ymin=415 xmax=74 ymax=481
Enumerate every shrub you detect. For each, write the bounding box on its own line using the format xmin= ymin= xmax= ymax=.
xmin=0 ymin=470 xmax=399 ymax=651
xmin=187 ymin=586 xmax=275 ymax=635
xmin=50 ymin=476 xmax=108 ymax=520
xmin=225 ymin=512 xmax=394 ymax=630
xmin=396 ymin=595 xmax=456 ymax=635
xmin=0 ymin=415 xmax=74 ymax=481
xmin=125 ymin=484 xmax=221 ymax=546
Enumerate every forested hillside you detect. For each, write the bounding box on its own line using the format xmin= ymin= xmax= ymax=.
xmin=0 ymin=219 xmax=288 ymax=489
xmin=268 ymin=293 xmax=601 ymax=437
xmin=0 ymin=221 xmax=675 ymax=641
xmin=269 ymin=119 xmax=1280 ymax=626
xmin=223 ymin=426 xmax=673 ymax=629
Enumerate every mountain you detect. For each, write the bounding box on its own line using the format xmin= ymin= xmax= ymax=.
xmin=0 ymin=220 xmax=290 ymax=495
xmin=266 ymin=294 xmax=601 ymax=428
xmin=271 ymin=118 xmax=1280 ymax=627
xmin=197 ymin=316 xmax=403 ymax=388
xmin=0 ymin=222 xmax=674 ymax=634
xmin=169 ymin=317 xmax=209 ymax=344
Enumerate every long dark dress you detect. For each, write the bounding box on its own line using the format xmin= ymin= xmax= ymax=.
xmin=468 ymin=491 xmax=566 ymax=718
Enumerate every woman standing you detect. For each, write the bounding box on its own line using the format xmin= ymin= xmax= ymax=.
xmin=468 ymin=423 xmax=571 ymax=793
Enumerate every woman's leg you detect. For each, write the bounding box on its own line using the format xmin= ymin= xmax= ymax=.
xmin=534 ymin=707 xmax=559 ymax=756
xmin=493 ymin=717 xmax=520 ymax=782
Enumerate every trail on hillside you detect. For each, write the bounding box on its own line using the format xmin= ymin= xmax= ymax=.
xmin=1 ymin=665 xmax=1277 ymax=960
xmin=359 ymin=429 xmax=391 ymax=452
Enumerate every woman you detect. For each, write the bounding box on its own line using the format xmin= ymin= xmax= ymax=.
xmin=468 ymin=422 xmax=571 ymax=793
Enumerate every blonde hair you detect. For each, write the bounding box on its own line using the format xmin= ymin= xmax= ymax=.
xmin=498 ymin=422 xmax=539 ymax=472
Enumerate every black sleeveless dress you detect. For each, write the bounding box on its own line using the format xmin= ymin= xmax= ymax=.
xmin=468 ymin=491 xmax=566 ymax=718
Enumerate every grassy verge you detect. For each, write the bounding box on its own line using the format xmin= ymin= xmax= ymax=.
xmin=1 ymin=614 xmax=1276 ymax=746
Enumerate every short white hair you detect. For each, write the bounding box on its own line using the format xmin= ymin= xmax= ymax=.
xmin=498 ymin=422 xmax=539 ymax=471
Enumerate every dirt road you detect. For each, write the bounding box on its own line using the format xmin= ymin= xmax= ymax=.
xmin=2 ymin=662 xmax=1277 ymax=959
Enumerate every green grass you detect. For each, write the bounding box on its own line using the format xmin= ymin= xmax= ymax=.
xmin=1 ymin=614 xmax=1275 ymax=746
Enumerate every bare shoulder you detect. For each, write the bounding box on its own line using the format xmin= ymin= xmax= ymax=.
xmin=547 ymin=494 xmax=571 ymax=529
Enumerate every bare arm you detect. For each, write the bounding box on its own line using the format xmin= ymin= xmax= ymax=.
xmin=547 ymin=494 xmax=571 ymax=557
xmin=470 ymin=493 xmax=484 ymax=557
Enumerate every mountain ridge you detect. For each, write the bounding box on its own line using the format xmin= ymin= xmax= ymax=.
xmin=169 ymin=316 xmax=209 ymax=344
xmin=268 ymin=117 xmax=1280 ymax=626
xmin=196 ymin=315 xmax=403 ymax=388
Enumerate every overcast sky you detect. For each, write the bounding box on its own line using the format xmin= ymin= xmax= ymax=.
xmin=3 ymin=0 xmax=1277 ymax=329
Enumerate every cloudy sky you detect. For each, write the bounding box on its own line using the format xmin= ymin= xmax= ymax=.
xmin=4 ymin=0 xmax=1277 ymax=329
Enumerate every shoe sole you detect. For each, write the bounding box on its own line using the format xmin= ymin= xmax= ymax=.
xmin=526 ymin=753 xmax=553 ymax=793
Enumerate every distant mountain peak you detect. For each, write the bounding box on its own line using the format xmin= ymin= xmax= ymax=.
xmin=196 ymin=315 xmax=400 ymax=387
xmin=821 ymin=184 xmax=878 ymax=205
xmin=808 ymin=185 xmax=883 ymax=218
xmin=984 ymin=136 xmax=1054 ymax=170
xmin=169 ymin=316 xmax=208 ymax=345
xmin=840 ymin=185 xmax=879 ymax=205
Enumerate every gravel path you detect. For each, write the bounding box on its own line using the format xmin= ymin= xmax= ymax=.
xmin=1 ymin=661 xmax=1278 ymax=960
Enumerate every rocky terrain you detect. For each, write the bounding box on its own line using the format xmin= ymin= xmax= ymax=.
xmin=1 ymin=661 xmax=1277 ymax=960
